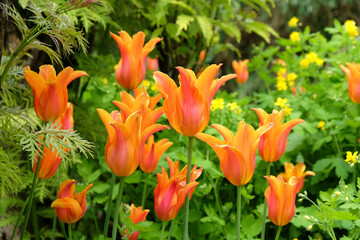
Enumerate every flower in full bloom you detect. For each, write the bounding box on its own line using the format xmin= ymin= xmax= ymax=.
xmin=288 ymin=17 xmax=299 ymax=27
xmin=97 ymin=109 xmax=169 ymax=176
xmin=252 ymin=108 xmax=305 ymax=162
xmin=140 ymin=135 xmax=173 ymax=173
xmin=265 ymin=175 xmax=299 ymax=226
xmin=24 ymin=65 xmax=88 ymax=121
xmin=274 ymin=98 xmax=293 ymax=116
xmin=340 ymin=62 xmax=360 ymax=104
xmin=210 ymin=97 xmax=225 ymax=111
xmin=55 ymin=102 xmax=74 ymax=131
xmin=317 ymin=120 xmax=325 ymax=130
xmin=287 ymin=73 xmax=297 ymax=87
xmin=51 ymin=179 xmax=93 ymax=223
xmin=345 ymin=151 xmax=358 ymax=167
xmin=125 ymin=204 xmax=150 ymax=240
xmin=290 ymin=32 xmax=300 ymax=42
xmin=344 ymin=20 xmax=359 ymax=38
xmin=226 ymin=102 xmax=241 ymax=114
xmin=153 ymin=64 xmax=236 ymax=136
xmin=278 ymin=162 xmax=315 ymax=192
xmin=111 ymin=31 xmax=162 ymax=89
xmin=154 ymin=159 xmax=202 ymax=221
xmin=232 ymin=59 xmax=249 ymax=83
xmin=196 ymin=120 xmax=272 ymax=186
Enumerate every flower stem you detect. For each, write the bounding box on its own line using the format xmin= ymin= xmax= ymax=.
xmin=260 ymin=162 xmax=271 ymax=240
xmin=167 ymin=219 xmax=175 ymax=240
xmin=59 ymin=221 xmax=68 ymax=239
xmin=19 ymin=147 xmax=44 ymax=240
xmin=68 ymin=224 xmax=72 ymax=240
xmin=10 ymin=196 xmax=29 ymax=240
xmin=112 ymin=177 xmax=126 ymax=240
xmin=141 ymin=173 xmax=149 ymax=208
xmin=103 ymin=173 xmax=116 ymax=237
xmin=182 ymin=136 xmax=194 ymax=240
xmin=31 ymin=200 xmax=40 ymax=240
xmin=52 ymin=163 xmax=62 ymax=240
xmin=274 ymin=226 xmax=282 ymax=240
xmin=236 ymin=185 xmax=242 ymax=240
xmin=160 ymin=221 xmax=167 ymax=240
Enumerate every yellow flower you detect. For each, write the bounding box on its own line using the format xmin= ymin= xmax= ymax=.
xmin=345 ymin=20 xmax=359 ymax=38
xmin=345 ymin=151 xmax=358 ymax=166
xmin=287 ymin=73 xmax=297 ymax=86
xmin=211 ymin=98 xmax=224 ymax=111
xmin=226 ymin=102 xmax=239 ymax=112
xmin=276 ymin=76 xmax=288 ymax=91
xmin=283 ymin=105 xmax=293 ymax=116
xmin=315 ymin=58 xmax=324 ymax=66
xmin=114 ymin=64 xmax=118 ymax=70
xmin=277 ymin=67 xmax=287 ymax=76
xmin=102 ymin=78 xmax=109 ymax=85
xmin=306 ymin=52 xmax=319 ymax=62
xmin=317 ymin=120 xmax=325 ymax=130
xmin=150 ymin=83 xmax=158 ymax=92
xmin=300 ymin=58 xmax=310 ymax=68
xmin=288 ymin=17 xmax=299 ymax=27
xmin=312 ymin=93 xmax=317 ymax=99
xmin=142 ymin=80 xmax=151 ymax=88
xmin=274 ymin=97 xmax=288 ymax=107
xmin=290 ymin=31 xmax=300 ymax=42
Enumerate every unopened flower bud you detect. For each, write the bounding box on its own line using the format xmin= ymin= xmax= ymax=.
xmin=334 ymin=191 xmax=341 ymax=197
xmin=344 ymin=185 xmax=348 ymax=189
xmin=304 ymin=190 xmax=308 ymax=196
xmin=304 ymin=215 xmax=311 ymax=220
xmin=346 ymin=196 xmax=349 ymax=202
xmin=307 ymin=225 xmax=313 ymax=231
xmin=298 ymin=198 xmax=303 ymax=202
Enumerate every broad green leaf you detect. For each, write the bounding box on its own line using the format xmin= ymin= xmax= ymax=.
xmin=215 ymin=21 xmax=241 ymax=43
xmin=243 ymin=20 xmax=279 ymax=43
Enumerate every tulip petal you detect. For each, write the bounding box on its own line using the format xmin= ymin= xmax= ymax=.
xmin=196 ymin=64 xmax=221 ymax=96
xmin=39 ymin=65 xmax=57 ymax=82
xmin=58 ymin=179 xmax=76 ymax=198
xmin=210 ymin=124 xmax=234 ymax=143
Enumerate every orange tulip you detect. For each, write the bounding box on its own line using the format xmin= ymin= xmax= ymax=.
xmin=97 ymin=109 xmax=169 ymax=176
xmin=196 ymin=120 xmax=272 ymax=186
xmin=264 ymin=175 xmax=299 ymax=226
xmin=125 ymin=204 xmax=150 ymax=240
xmin=252 ymin=108 xmax=305 ymax=163
xmin=199 ymin=50 xmax=206 ymax=62
xmin=154 ymin=64 xmax=236 ymax=136
xmin=232 ymin=59 xmax=249 ymax=83
xmin=146 ymin=56 xmax=159 ymax=71
xmin=51 ymin=179 xmax=93 ymax=223
xmin=110 ymin=31 xmax=162 ymax=89
xmin=32 ymin=143 xmax=62 ymax=179
xmin=278 ymin=162 xmax=315 ymax=192
xmin=154 ymin=160 xmax=202 ymax=221
xmin=24 ymin=65 xmax=88 ymax=121
xmin=55 ymin=102 xmax=74 ymax=131
xmin=340 ymin=62 xmax=360 ymax=103
xmin=166 ymin=157 xmax=203 ymax=198
xmin=140 ymin=135 xmax=173 ymax=173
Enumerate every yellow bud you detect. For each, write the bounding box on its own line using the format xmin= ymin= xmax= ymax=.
xmin=304 ymin=215 xmax=311 ymax=220
xmin=334 ymin=191 xmax=341 ymax=197
xmin=307 ymin=225 xmax=313 ymax=231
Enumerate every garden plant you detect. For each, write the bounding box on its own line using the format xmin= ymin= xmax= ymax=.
xmin=1 ymin=0 xmax=360 ymax=240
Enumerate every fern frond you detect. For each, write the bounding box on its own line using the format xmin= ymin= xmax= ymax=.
xmin=0 ymin=148 xmax=22 ymax=197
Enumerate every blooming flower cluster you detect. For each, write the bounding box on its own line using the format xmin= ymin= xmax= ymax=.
xmin=288 ymin=17 xmax=299 ymax=27
xmin=276 ymin=67 xmax=298 ymax=91
xmin=317 ymin=120 xmax=325 ymax=130
xmin=274 ymin=97 xmax=293 ymax=116
xmin=210 ymin=97 xmax=242 ymax=114
xmin=290 ymin=31 xmax=300 ymax=42
xmin=300 ymin=52 xmax=324 ymax=68
xmin=345 ymin=151 xmax=358 ymax=167
xmin=344 ymin=20 xmax=359 ymax=38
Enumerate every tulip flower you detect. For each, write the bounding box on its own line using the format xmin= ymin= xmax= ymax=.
xmin=154 ymin=64 xmax=236 ymax=136
xmin=97 ymin=109 xmax=169 ymax=177
xmin=154 ymin=163 xmax=201 ymax=221
xmin=252 ymin=108 xmax=305 ymax=163
xmin=32 ymin=143 xmax=62 ymax=179
xmin=278 ymin=162 xmax=315 ymax=192
xmin=140 ymin=135 xmax=173 ymax=173
xmin=340 ymin=62 xmax=360 ymax=104
xmin=125 ymin=204 xmax=150 ymax=240
xmin=24 ymin=65 xmax=88 ymax=121
xmin=55 ymin=102 xmax=74 ymax=131
xmin=232 ymin=59 xmax=249 ymax=83
xmin=111 ymin=31 xmax=162 ymax=90
xmin=196 ymin=120 xmax=272 ymax=186
xmin=146 ymin=56 xmax=159 ymax=71
xmin=51 ymin=179 xmax=93 ymax=223
xmin=264 ymin=175 xmax=299 ymax=226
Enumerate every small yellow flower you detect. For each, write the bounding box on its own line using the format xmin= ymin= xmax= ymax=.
xmin=290 ymin=31 xmax=300 ymax=42
xmin=211 ymin=98 xmax=224 ymax=111
xmin=102 ymin=78 xmax=109 ymax=85
xmin=150 ymin=83 xmax=158 ymax=92
xmin=345 ymin=20 xmax=359 ymax=38
xmin=142 ymin=80 xmax=151 ymax=88
xmin=345 ymin=151 xmax=358 ymax=166
xmin=288 ymin=17 xmax=299 ymax=27
xmin=226 ymin=102 xmax=239 ymax=112
xmin=114 ymin=64 xmax=118 ymax=70
xmin=283 ymin=106 xmax=293 ymax=116
xmin=317 ymin=120 xmax=325 ymax=130
xmin=312 ymin=93 xmax=317 ymax=99
xmin=306 ymin=52 xmax=319 ymax=62
xmin=276 ymin=76 xmax=288 ymax=91
xmin=287 ymin=73 xmax=297 ymax=86
xmin=274 ymin=97 xmax=288 ymax=107
xmin=277 ymin=67 xmax=287 ymax=76
xmin=315 ymin=58 xmax=324 ymax=66
xmin=300 ymin=58 xmax=310 ymax=68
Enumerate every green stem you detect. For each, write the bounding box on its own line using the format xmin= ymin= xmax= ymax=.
xmin=160 ymin=221 xmax=167 ymax=240
xmin=260 ymin=162 xmax=271 ymax=240
xmin=167 ymin=219 xmax=174 ymax=240
xmin=354 ymin=128 xmax=359 ymax=188
xmin=68 ymin=224 xmax=72 ymax=240
xmin=19 ymin=147 xmax=44 ymax=240
xmin=52 ymin=164 xmax=62 ymax=240
xmin=10 ymin=196 xmax=29 ymax=240
xmin=141 ymin=173 xmax=149 ymax=208
xmin=112 ymin=177 xmax=126 ymax=240
xmin=274 ymin=226 xmax=282 ymax=240
xmin=103 ymin=173 xmax=116 ymax=237
xmin=59 ymin=221 xmax=68 ymax=239
xmin=182 ymin=136 xmax=194 ymax=240
xmin=236 ymin=186 xmax=242 ymax=240
xmin=31 ymin=200 xmax=40 ymax=240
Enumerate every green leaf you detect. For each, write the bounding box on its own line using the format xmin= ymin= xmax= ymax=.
xmin=19 ymin=0 xmax=29 ymax=9
xmin=176 ymin=15 xmax=194 ymax=35
xmin=215 ymin=21 xmax=241 ymax=43
xmin=319 ymin=191 xmax=331 ymax=203
xmin=169 ymin=1 xmax=196 ymax=14
xmin=196 ymin=16 xmax=213 ymax=45
xmin=242 ymin=214 xmax=262 ymax=237
xmin=243 ymin=20 xmax=279 ymax=43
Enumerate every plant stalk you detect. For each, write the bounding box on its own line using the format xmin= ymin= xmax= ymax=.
xmin=160 ymin=221 xmax=167 ymax=240
xmin=141 ymin=173 xmax=149 ymax=208
xmin=31 ymin=200 xmax=40 ymax=240
xmin=274 ymin=226 xmax=282 ymax=240
xmin=182 ymin=136 xmax=194 ymax=240
xmin=168 ymin=219 xmax=175 ymax=240
xmin=260 ymin=162 xmax=271 ymax=240
xmin=103 ymin=173 xmax=116 ymax=237
xmin=52 ymin=163 xmax=62 ymax=240
xmin=112 ymin=177 xmax=126 ymax=240
xmin=10 ymin=196 xmax=29 ymax=240
xmin=236 ymin=185 xmax=242 ymax=240
xmin=68 ymin=224 xmax=72 ymax=240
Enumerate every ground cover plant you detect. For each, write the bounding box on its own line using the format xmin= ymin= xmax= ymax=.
xmin=2 ymin=0 xmax=360 ymax=240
